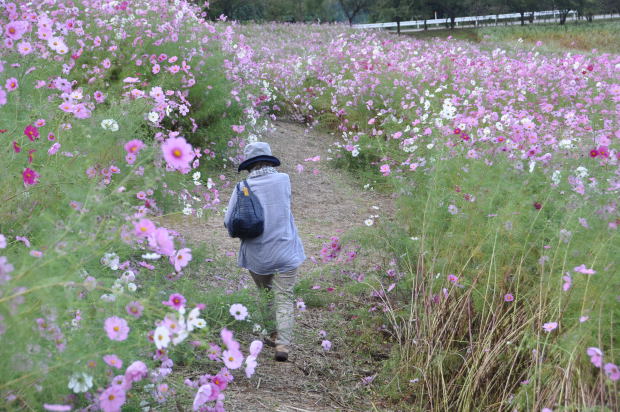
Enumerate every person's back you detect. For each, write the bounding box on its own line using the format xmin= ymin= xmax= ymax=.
xmin=236 ymin=172 xmax=305 ymax=275
xmin=223 ymin=141 xmax=305 ymax=362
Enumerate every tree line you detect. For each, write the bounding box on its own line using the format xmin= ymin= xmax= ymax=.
xmin=202 ymin=0 xmax=620 ymax=26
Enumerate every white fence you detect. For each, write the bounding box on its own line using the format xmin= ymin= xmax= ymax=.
xmin=353 ymin=10 xmax=620 ymax=32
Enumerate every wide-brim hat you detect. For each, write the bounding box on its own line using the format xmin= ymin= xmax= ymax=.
xmin=237 ymin=141 xmax=280 ymax=172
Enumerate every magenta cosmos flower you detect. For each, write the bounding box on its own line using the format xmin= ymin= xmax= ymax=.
xmin=161 ymin=136 xmax=194 ymax=172
xmin=104 ymin=316 xmax=130 ymax=341
xmin=23 ymin=168 xmax=40 ymax=185
xmin=99 ymin=385 xmax=126 ymax=412
xmin=24 ymin=125 xmax=39 ymax=141
xmin=162 ymin=293 xmax=186 ymax=310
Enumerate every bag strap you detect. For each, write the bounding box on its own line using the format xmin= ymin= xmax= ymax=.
xmin=241 ymin=179 xmax=253 ymax=197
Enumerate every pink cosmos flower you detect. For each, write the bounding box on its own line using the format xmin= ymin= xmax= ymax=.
xmin=245 ymin=355 xmax=258 ymax=378
xmin=125 ymin=153 xmax=137 ymax=165
xmin=5 ymin=78 xmax=18 ymax=92
xmin=94 ymin=91 xmax=105 ymax=103
xmin=17 ymin=41 xmax=32 ymax=55
xmin=220 ymin=328 xmax=241 ymax=352
xmin=99 ymin=385 xmax=126 ymax=412
xmin=125 ymin=301 xmax=144 ymax=319
xmin=124 ymin=361 xmax=148 ymax=385
xmin=222 ymin=349 xmax=244 ymax=369
xmin=448 ymin=204 xmax=459 ymax=215
xmin=162 ymin=136 xmax=195 ymax=172
xmin=162 ymin=293 xmax=186 ymax=310
xmin=447 ymin=274 xmax=459 ymax=283
xmin=207 ymin=343 xmax=222 ymax=361
xmin=380 ymin=164 xmax=391 ymax=176
xmin=587 ymin=347 xmax=603 ymax=367
xmin=321 ymin=340 xmax=332 ymax=351
xmin=504 ymin=293 xmax=514 ymax=302
xmin=231 ymin=125 xmax=245 ymax=133
xmin=48 ymin=143 xmax=61 ymax=155
xmin=171 ymin=248 xmax=192 ymax=272
xmin=562 ymin=274 xmax=572 ymax=291
xmin=124 ymin=139 xmax=144 ymax=154
xmin=104 ymin=316 xmax=130 ymax=341
xmin=134 ymin=219 xmax=156 ymax=238
xmin=148 ymin=227 xmax=175 ymax=256
xmin=604 ymin=363 xmax=619 ymax=381
xmin=229 ymin=303 xmax=248 ymax=320
xmin=0 ymin=88 xmax=6 ymax=106
xmin=23 ymin=168 xmax=40 ymax=185
xmin=103 ymin=354 xmax=123 ymax=369
xmin=542 ymin=322 xmax=558 ymax=332
xmin=0 ymin=234 xmax=6 ymax=249
xmin=193 ymin=384 xmax=213 ymax=411
xmin=574 ymin=264 xmax=596 ymax=275
xmin=5 ymin=21 xmax=28 ymax=41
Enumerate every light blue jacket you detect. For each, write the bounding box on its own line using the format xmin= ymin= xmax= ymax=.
xmin=224 ymin=172 xmax=305 ymax=275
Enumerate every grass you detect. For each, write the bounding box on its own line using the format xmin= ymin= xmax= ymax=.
xmin=402 ymin=21 xmax=620 ymax=52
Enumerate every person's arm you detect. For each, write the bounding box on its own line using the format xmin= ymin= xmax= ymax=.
xmin=223 ymin=184 xmax=238 ymax=229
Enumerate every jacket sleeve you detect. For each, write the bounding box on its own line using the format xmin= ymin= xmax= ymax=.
xmin=223 ymin=185 xmax=238 ymax=229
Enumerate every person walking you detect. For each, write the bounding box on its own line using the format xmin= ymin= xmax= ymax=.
xmin=224 ymin=142 xmax=305 ymax=361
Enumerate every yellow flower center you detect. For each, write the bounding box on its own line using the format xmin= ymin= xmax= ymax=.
xmin=172 ymin=149 xmax=182 ymax=158
xmin=113 ymin=326 xmax=119 ymax=332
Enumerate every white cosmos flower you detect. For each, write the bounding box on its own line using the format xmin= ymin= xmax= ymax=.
xmin=364 ymin=218 xmax=374 ymax=226
xmin=154 ymin=326 xmax=171 ymax=349
xmin=127 ymin=282 xmax=137 ymax=292
xmin=141 ymin=253 xmax=161 ymax=260
xmin=100 ymin=119 xmax=119 ymax=132
xmin=68 ymin=372 xmax=93 ymax=393
xmin=148 ymin=111 xmax=159 ymax=122
xmin=171 ymin=329 xmax=188 ymax=345
xmin=187 ymin=307 xmax=206 ymax=332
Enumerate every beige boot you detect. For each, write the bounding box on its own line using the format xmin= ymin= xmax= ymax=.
xmin=275 ymin=344 xmax=289 ymax=362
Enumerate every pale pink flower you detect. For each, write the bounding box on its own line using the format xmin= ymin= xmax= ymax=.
xmin=103 ymin=354 xmax=123 ymax=369
xmin=229 ymin=303 xmax=248 ymax=320
xmin=17 ymin=41 xmax=32 ymax=55
xmin=124 ymin=361 xmax=148 ymax=385
xmin=171 ymin=248 xmax=192 ymax=272
xmin=193 ymin=384 xmax=212 ymax=411
xmin=562 ymin=274 xmax=572 ymax=291
xmin=574 ymin=264 xmax=596 ymax=275
xmin=0 ymin=234 xmax=6 ymax=249
xmin=222 ymin=349 xmax=243 ymax=369
xmin=587 ymin=347 xmax=603 ymax=367
xmin=542 ymin=322 xmax=558 ymax=332
xmin=380 ymin=164 xmax=391 ymax=176
xmin=148 ymin=227 xmax=175 ymax=256
xmin=104 ymin=317 xmax=129 ymax=341
xmin=125 ymin=301 xmax=143 ymax=318
xmin=99 ymin=385 xmax=126 ymax=412
xmin=321 ymin=340 xmax=332 ymax=351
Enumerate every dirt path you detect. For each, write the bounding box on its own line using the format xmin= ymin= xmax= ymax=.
xmin=165 ymin=121 xmax=395 ymax=411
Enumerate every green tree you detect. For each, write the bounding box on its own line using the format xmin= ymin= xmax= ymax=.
xmin=337 ymin=0 xmax=374 ymax=25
